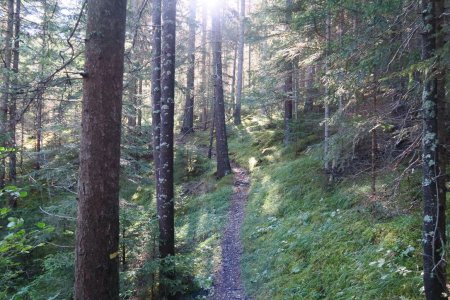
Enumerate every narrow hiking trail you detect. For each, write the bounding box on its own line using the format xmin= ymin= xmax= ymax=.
xmin=212 ymin=163 xmax=250 ymax=300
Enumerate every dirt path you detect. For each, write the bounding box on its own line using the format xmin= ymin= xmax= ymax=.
xmin=212 ymin=163 xmax=250 ymax=300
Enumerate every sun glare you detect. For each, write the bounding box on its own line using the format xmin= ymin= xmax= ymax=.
xmin=199 ymin=0 xmax=222 ymax=9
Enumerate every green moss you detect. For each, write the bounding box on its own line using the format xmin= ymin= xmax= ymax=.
xmin=227 ymin=115 xmax=426 ymax=299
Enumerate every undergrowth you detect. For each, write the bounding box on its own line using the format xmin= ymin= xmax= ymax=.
xmin=228 ymin=115 xmax=435 ymax=300
xmin=1 ymin=130 xmax=234 ymax=299
xmin=122 ymin=133 xmax=234 ymax=298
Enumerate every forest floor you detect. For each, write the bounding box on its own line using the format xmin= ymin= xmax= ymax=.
xmin=211 ymin=163 xmax=250 ymax=300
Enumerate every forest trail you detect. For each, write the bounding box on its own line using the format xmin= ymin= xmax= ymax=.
xmin=212 ymin=163 xmax=250 ymax=300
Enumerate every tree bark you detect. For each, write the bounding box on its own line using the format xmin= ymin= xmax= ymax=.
xmin=158 ymin=0 xmax=176 ymax=296
xmin=152 ymin=0 xmax=162 ymax=197
xmin=247 ymin=0 xmax=251 ymax=88
xmin=127 ymin=79 xmax=138 ymax=127
xmin=283 ymin=65 xmax=293 ymax=145
xmin=35 ymin=0 xmax=49 ymax=171
xmin=420 ymin=1 xmax=447 ymax=298
xmin=230 ymin=40 xmax=237 ymax=117
xmin=208 ymin=101 xmax=215 ymax=159
xmin=371 ymin=80 xmax=378 ymax=195
xmin=324 ymin=6 xmax=331 ymax=170
xmin=181 ymin=0 xmax=196 ymax=134
xmin=212 ymin=5 xmax=232 ymax=178
xmin=137 ymin=79 xmax=142 ymax=128
xmin=35 ymin=92 xmax=43 ymax=170
xmin=234 ymin=0 xmax=245 ymax=125
xmin=0 ymin=0 xmax=14 ymax=188
xmin=304 ymin=65 xmax=315 ymax=112
xmin=74 ymin=0 xmax=127 ymax=299
xmin=9 ymin=0 xmax=21 ymax=183
xmin=200 ymin=3 xmax=208 ymax=130
xmin=283 ymin=0 xmax=293 ymax=145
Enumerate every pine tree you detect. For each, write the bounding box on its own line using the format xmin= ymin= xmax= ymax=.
xmin=212 ymin=3 xmax=232 ymax=178
xmin=181 ymin=0 xmax=196 ymax=134
xmin=234 ymin=0 xmax=245 ymax=125
xmin=420 ymin=0 xmax=447 ymax=298
xmin=0 ymin=0 xmax=14 ymax=188
xmin=158 ymin=0 xmax=177 ymax=296
xmin=74 ymin=0 xmax=127 ymax=298
xmin=152 ymin=0 xmax=162 ymax=205
xmin=9 ymin=0 xmax=21 ymax=183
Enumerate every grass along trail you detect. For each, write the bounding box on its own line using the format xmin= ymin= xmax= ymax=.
xmin=212 ymin=163 xmax=250 ymax=300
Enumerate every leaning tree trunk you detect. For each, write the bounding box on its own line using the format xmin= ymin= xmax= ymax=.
xmin=420 ymin=0 xmax=447 ymax=299
xmin=181 ymin=0 xmax=196 ymax=134
xmin=74 ymin=0 xmax=127 ymax=299
xmin=0 ymin=0 xmax=14 ymax=188
xmin=9 ymin=0 xmax=21 ymax=183
xmin=158 ymin=0 xmax=176 ymax=297
xmin=212 ymin=4 xmax=232 ymax=178
xmin=234 ymin=0 xmax=245 ymax=125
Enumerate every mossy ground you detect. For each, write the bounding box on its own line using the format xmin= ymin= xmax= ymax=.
xmin=2 ymin=114 xmax=447 ymax=299
xmin=120 ymin=132 xmax=234 ymax=297
xmin=227 ymin=114 xmax=447 ymax=300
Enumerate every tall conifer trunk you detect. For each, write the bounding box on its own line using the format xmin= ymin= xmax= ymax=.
xmin=158 ymin=0 xmax=176 ymax=296
xmin=283 ymin=0 xmax=293 ymax=145
xmin=0 ymin=0 xmax=14 ymax=187
xmin=74 ymin=0 xmax=127 ymax=298
xmin=323 ymin=7 xmax=330 ymax=170
xmin=152 ymin=0 xmax=162 ymax=198
xmin=181 ymin=0 xmax=196 ymax=134
xmin=199 ymin=3 xmax=208 ymax=130
xmin=420 ymin=0 xmax=447 ymax=298
xmin=212 ymin=4 xmax=232 ymax=178
xmin=234 ymin=0 xmax=245 ymax=125
xmin=9 ymin=0 xmax=21 ymax=182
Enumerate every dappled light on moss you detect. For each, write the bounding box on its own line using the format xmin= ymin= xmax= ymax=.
xmin=226 ymin=115 xmax=426 ymax=299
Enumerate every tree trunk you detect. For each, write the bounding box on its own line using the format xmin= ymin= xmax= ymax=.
xmin=304 ymin=65 xmax=315 ymax=112
xmin=152 ymin=0 xmax=162 ymax=197
xmin=283 ymin=0 xmax=293 ymax=145
xmin=200 ymin=3 xmax=208 ymax=130
xmin=212 ymin=4 xmax=232 ymax=178
xmin=208 ymin=101 xmax=215 ymax=159
xmin=234 ymin=0 xmax=245 ymax=125
xmin=127 ymin=79 xmax=137 ymax=127
xmin=293 ymin=65 xmax=298 ymax=120
xmin=0 ymin=0 xmax=14 ymax=188
xmin=158 ymin=0 xmax=176 ymax=296
xmin=181 ymin=0 xmax=196 ymax=134
xmin=247 ymin=0 xmax=251 ymax=88
xmin=283 ymin=65 xmax=293 ymax=145
xmin=324 ymin=6 xmax=331 ymax=171
xmin=420 ymin=1 xmax=447 ymax=298
xmin=371 ymin=81 xmax=378 ymax=195
xmin=9 ymin=0 xmax=21 ymax=183
xmin=230 ymin=40 xmax=237 ymax=116
xmin=74 ymin=0 xmax=127 ymax=299
xmin=35 ymin=0 xmax=48 ymax=171
xmin=35 ymin=93 xmax=43 ymax=170
xmin=137 ymin=79 xmax=142 ymax=128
